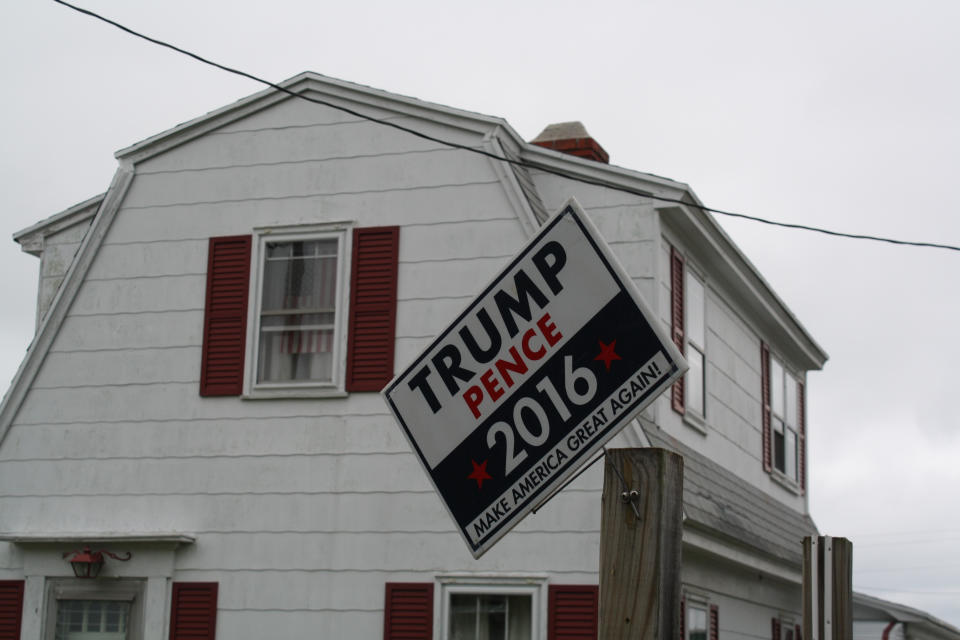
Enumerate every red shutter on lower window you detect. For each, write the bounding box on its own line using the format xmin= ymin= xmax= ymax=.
xmin=797 ymin=380 xmax=806 ymax=492
xmin=772 ymin=617 xmax=782 ymax=640
xmin=710 ymin=605 xmax=719 ymax=640
xmin=670 ymin=246 xmax=686 ymax=415
xmin=679 ymin=597 xmax=685 ymax=640
xmin=795 ymin=624 xmax=802 ymax=640
xmin=383 ymin=582 xmax=433 ymax=640
xmin=169 ymin=582 xmax=218 ymax=640
xmin=0 ymin=580 xmax=24 ymax=640
xmin=200 ymin=236 xmax=252 ymax=397
xmin=346 ymin=226 xmax=400 ymax=392
xmin=761 ymin=342 xmax=772 ymax=473
xmin=548 ymin=585 xmax=598 ymax=640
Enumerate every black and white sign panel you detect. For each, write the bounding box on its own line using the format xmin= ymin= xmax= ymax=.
xmin=383 ymin=200 xmax=686 ymax=558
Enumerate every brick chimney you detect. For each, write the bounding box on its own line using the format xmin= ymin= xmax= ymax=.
xmin=530 ymin=121 xmax=609 ymax=164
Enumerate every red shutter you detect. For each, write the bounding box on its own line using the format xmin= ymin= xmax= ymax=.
xmin=761 ymin=342 xmax=772 ymax=473
xmin=670 ymin=246 xmax=686 ymax=415
xmin=710 ymin=604 xmax=719 ymax=640
xmin=169 ymin=582 xmax=218 ymax=640
xmin=548 ymin=585 xmax=598 ymax=640
xmin=383 ymin=582 xmax=433 ymax=640
xmin=772 ymin=617 xmax=782 ymax=640
xmin=679 ymin=597 xmax=685 ymax=640
xmin=0 ymin=581 xmax=24 ymax=640
xmin=200 ymin=236 xmax=251 ymax=396
xmin=795 ymin=624 xmax=802 ymax=640
xmin=797 ymin=380 xmax=806 ymax=492
xmin=346 ymin=226 xmax=400 ymax=392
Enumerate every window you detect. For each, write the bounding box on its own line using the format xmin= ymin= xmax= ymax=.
xmin=55 ymin=600 xmax=129 ymax=639
xmin=686 ymin=603 xmax=708 ymax=640
xmin=685 ymin=269 xmax=706 ymax=418
xmin=442 ymin=583 xmax=538 ymax=640
xmin=383 ymin=581 xmax=595 ymax=640
xmin=449 ymin=593 xmax=532 ymax=639
xmin=670 ymin=245 xmax=707 ymax=424
xmin=44 ymin=580 xmax=144 ymax=640
xmin=681 ymin=596 xmax=718 ymax=640
xmin=772 ymin=616 xmax=799 ymax=640
xmin=253 ymin=231 xmax=345 ymax=387
xmin=199 ymin=226 xmax=399 ymax=397
xmin=762 ymin=343 xmax=806 ymax=489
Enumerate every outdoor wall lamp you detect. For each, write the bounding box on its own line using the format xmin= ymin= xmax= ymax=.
xmin=62 ymin=546 xmax=132 ymax=579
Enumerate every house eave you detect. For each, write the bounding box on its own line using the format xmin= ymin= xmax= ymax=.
xmin=0 ymin=532 xmax=196 ymax=546
xmin=518 ymin=144 xmax=827 ymax=369
xmin=13 ymin=193 xmax=105 ymax=257
xmin=683 ymin=523 xmax=801 ymax=584
xmin=659 ymin=202 xmax=828 ymax=371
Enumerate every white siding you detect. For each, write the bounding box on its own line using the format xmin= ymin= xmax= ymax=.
xmin=684 ymin=547 xmax=802 ymax=640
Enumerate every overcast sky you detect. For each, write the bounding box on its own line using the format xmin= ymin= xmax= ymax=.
xmin=3 ymin=0 xmax=958 ymax=628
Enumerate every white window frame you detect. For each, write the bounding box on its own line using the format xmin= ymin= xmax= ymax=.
xmin=683 ymin=589 xmax=714 ymax=640
xmin=43 ymin=579 xmax=145 ymax=640
xmin=438 ymin=576 xmax=544 ymax=640
xmin=683 ymin=266 xmax=707 ymax=425
xmin=769 ymin=353 xmax=802 ymax=489
xmin=686 ymin=602 xmax=709 ymax=640
xmin=244 ymin=221 xmax=353 ymax=399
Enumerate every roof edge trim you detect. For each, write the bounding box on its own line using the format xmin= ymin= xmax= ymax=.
xmin=114 ymin=72 xmax=519 ymax=167
xmin=683 ymin=524 xmax=801 ymax=582
xmin=13 ymin=193 xmax=105 ymax=254
xmin=0 ymin=167 xmax=134 ymax=448
xmin=659 ymin=202 xmax=828 ymax=370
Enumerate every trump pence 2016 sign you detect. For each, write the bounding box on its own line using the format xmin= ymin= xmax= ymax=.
xmin=383 ymin=200 xmax=686 ymax=558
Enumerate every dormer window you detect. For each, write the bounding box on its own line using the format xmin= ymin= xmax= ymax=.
xmin=762 ymin=343 xmax=806 ymax=490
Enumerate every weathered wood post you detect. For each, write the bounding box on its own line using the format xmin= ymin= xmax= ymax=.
xmin=599 ymin=448 xmax=684 ymax=640
xmin=803 ymin=536 xmax=853 ymax=640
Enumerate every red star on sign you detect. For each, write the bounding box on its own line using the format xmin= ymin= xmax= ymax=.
xmin=468 ymin=459 xmax=493 ymax=489
xmin=594 ymin=339 xmax=622 ymax=371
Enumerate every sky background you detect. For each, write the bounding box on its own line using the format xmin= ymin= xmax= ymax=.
xmin=2 ymin=0 xmax=959 ymax=628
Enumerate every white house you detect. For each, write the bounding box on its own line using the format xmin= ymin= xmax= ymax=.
xmin=853 ymin=593 xmax=960 ymax=640
xmin=1 ymin=72 xmax=832 ymax=639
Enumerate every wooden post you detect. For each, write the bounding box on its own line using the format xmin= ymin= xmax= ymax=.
xmin=599 ymin=448 xmax=684 ymax=640
xmin=803 ymin=536 xmax=853 ymax=640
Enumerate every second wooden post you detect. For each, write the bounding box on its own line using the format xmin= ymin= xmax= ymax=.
xmin=599 ymin=447 xmax=684 ymax=640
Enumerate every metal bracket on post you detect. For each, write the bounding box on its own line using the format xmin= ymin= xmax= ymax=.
xmin=620 ymin=488 xmax=642 ymax=521
xmin=609 ymin=448 xmax=643 ymax=521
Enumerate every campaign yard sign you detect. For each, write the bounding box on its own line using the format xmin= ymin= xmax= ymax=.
xmin=383 ymin=200 xmax=687 ymax=558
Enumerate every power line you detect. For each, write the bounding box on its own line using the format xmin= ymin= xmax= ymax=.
xmin=54 ymin=0 xmax=960 ymax=254
xmin=857 ymin=538 xmax=960 ymax=548
xmin=858 ymin=585 xmax=960 ymax=596
xmin=849 ymin=528 xmax=960 ymax=538
xmin=857 ymin=563 xmax=960 ymax=574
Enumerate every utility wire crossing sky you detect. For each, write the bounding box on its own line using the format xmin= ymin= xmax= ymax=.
xmin=53 ymin=0 xmax=960 ymax=254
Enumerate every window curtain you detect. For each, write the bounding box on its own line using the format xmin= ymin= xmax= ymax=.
xmin=258 ymin=239 xmax=338 ymax=383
